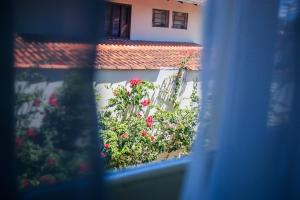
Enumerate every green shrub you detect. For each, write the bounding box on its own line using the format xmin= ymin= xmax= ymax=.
xmin=98 ymin=69 xmax=199 ymax=169
xmin=15 ymin=72 xmax=95 ymax=189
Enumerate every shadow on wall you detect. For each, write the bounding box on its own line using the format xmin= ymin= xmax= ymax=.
xmin=94 ymin=69 xmax=201 ymax=109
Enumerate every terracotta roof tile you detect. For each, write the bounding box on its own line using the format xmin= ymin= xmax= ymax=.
xmin=14 ymin=35 xmax=202 ymax=71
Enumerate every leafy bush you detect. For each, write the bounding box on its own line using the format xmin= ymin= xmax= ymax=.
xmin=15 ymin=72 xmax=96 ymax=189
xmin=98 ymin=69 xmax=199 ymax=169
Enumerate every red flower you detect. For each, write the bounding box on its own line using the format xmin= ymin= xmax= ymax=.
xmin=32 ymin=98 xmax=42 ymax=107
xmin=150 ymin=135 xmax=155 ymax=141
xmin=48 ymin=93 xmax=58 ymax=106
xmin=127 ymin=90 xmax=131 ymax=96
xmin=104 ymin=143 xmax=110 ymax=149
xmin=22 ymin=179 xmax=30 ymax=188
xmin=79 ymin=163 xmax=91 ymax=174
xmin=47 ymin=158 xmax=57 ymax=167
xmin=26 ymin=128 xmax=37 ymax=138
xmin=100 ymin=152 xmax=106 ymax=158
xmin=39 ymin=175 xmax=56 ymax=185
xmin=141 ymin=131 xmax=147 ymax=137
xmin=121 ymin=132 xmax=129 ymax=139
xmin=15 ymin=136 xmax=23 ymax=148
xmin=141 ymin=99 xmax=151 ymax=107
xmin=129 ymin=78 xmax=142 ymax=87
xmin=146 ymin=116 xmax=153 ymax=127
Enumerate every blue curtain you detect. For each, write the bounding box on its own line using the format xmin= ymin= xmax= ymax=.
xmin=182 ymin=0 xmax=300 ymax=199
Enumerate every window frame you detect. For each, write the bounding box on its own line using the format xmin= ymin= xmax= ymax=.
xmin=104 ymin=2 xmax=132 ymax=39
xmin=172 ymin=11 xmax=188 ymax=30
xmin=105 ymin=157 xmax=191 ymax=199
xmin=152 ymin=9 xmax=170 ymax=28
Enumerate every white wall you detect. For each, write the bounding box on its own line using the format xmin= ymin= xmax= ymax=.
xmin=94 ymin=69 xmax=201 ymax=109
xmin=108 ymin=0 xmax=203 ymax=44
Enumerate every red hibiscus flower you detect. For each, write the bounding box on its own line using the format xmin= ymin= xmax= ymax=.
xmin=150 ymin=135 xmax=155 ymax=141
xmin=15 ymin=136 xmax=23 ymax=148
xmin=48 ymin=93 xmax=58 ymax=106
xmin=141 ymin=99 xmax=151 ymax=107
xmin=22 ymin=179 xmax=30 ymax=188
xmin=100 ymin=152 xmax=106 ymax=158
xmin=47 ymin=158 xmax=57 ymax=167
xmin=146 ymin=116 xmax=153 ymax=127
xmin=104 ymin=143 xmax=110 ymax=149
xmin=129 ymin=78 xmax=142 ymax=87
xmin=32 ymin=98 xmax=42 ymax=107
xmin=79 ymin=163 xmax=91 ymax=174
xmin=26 ymin=128 xmax=37 ymax=138
xmin=141 ymin=131 xmax=147 ymax=137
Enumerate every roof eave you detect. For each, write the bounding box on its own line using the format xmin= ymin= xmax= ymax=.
xmin=176 ymin=0 xmax=205 ymax=6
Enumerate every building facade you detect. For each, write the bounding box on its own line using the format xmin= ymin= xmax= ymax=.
xmin=105 ymin=0 xmax=203 ymax=44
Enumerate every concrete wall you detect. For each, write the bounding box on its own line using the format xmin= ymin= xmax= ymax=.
xmin=108 ymin=0 xmax=203 ymax=44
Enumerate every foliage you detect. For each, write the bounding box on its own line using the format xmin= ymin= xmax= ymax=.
xmin=15 ymin=72 xmax=95 ymax=189
xmin=98 ymin=69 xmax=199 ymax=169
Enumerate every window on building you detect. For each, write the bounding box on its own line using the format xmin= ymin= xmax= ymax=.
xmin=172 ymin=11 xmax=188 ymax=29
xmin=152 ymin=9 xmax=169 ymax=28
xmin=104 ymin=2 xmax=131 ymax=39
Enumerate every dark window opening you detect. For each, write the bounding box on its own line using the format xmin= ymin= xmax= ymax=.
xmin=152 ymin=9 xmax=169 ymax=28
xmin=172 ymin=11 xmax=188 ymax=29
xmin=105 ymin=2 xmax=131 ymax=39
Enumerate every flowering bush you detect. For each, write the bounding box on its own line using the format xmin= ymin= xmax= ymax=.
xmin=98 ymin=70 xmax=199 ymax=169
xmin=15 ymin=72 xmax=96 ymax=189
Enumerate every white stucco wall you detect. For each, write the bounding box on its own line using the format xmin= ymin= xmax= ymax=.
xmin=94 ymin=69 xmax=201 ymax=109
xmin=107 ymin=0 xmax=203 ymax=44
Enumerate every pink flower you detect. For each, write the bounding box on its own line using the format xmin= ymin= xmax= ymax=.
xmin=141 ymin=99 xmax=151 ymax=107
xmin=100 ymin=152 xmax=106 ymax=158
xmin=150 ymin=135 xmax=155 ymax=141
xmin=129 ymin=78 xmax=142 ymax=87
xmin=141 ymin=131 xmax=147 ymax=137
xmin=47 ymin=158 xmax=57 ymax=167
xmin=146 ymin=116 xmax=153 ymax=127
xmin=15 ymin=136 xmax=23 ymax=148
xmin=104 ymin=143 xmax=110 ymax=149
xmin=79 ymin=163 xmax=91 ymax=174
xmin=48 ymin=93 xmax=58 ymax=106
xmin=22 ymin=179 xmax=30 ymax=188
xmin=26 ymin=128 xmax=37 ymax=139
xmin=32 ymin=98 xmax=42 ymax=107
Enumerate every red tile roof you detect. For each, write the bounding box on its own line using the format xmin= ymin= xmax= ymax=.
xmin=14 ymin=35 xmax=95 ymax=69
xmin=14 ymin=35 xmax=202 ymax=70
